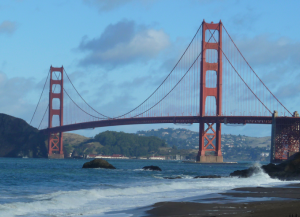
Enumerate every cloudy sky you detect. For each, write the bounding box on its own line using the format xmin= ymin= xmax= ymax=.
xmin=1 ymin=0 xmax=300 ymax=137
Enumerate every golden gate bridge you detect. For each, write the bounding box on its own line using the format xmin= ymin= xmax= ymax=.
xmin=30 ymin=20 xmax=300 ymax=163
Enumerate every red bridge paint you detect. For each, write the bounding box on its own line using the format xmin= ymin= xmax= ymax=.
xmin=48 ymin=66 xmax=64 ymax=159
xmin=33 ymin=20 xmax=300 ymax=162
xmin=198 ymin=21 xmax=223 ymax=162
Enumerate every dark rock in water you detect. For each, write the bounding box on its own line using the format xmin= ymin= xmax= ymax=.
xmin=142 ymin=165 xmax=162 ymax=171
xmin=194 ymin=175 xmax=222 ymax=179
xmin=230 ymin=152 xmax=300 ymax=180
xmin=163 ymin=176 xmax=182 ymax=179
xmin=230 ymin=166 xmax=261 ymax=178
xmin=261 ymin=163 xmax=284 ymax=173
xmin=82 ymin=159 xmax=116 ymax=169
xmin=263 ymin=152 xmax=300 ymax=180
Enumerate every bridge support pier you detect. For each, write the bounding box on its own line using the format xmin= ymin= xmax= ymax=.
xmin=196 ymin=122 xmax=223 ymax=163
xmin=48 ymin=132 xmax=64 ymax=159
xmin=196 ymin=20 xmax=223 ymax=163
xmin=271 ymin=110 xmax=300 ymax=163
xmin=48 ymin=66 xmax=64 ymax=159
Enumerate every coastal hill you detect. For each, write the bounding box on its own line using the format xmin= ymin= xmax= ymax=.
xmin=137 ymin=128 xmax=271 ymax=161
xmin=0 ymin=113 xmax=47 ymax=158
xmin=64 ymin=129 xmax=271 ymax=161
xmin=63 ymin=133 xmax=103 ymax=157
xmin=63 ymin=131 xmax=167 ymax=157
xmin=0 ymin=112 xmax=271 ymax=161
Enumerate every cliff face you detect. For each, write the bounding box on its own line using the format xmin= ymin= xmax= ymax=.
xmin=0 ymin=113 xmax=47 ymax=158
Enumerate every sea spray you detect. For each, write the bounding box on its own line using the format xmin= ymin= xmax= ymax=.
xmin=0 ymin=158 xmax=297 ymax=217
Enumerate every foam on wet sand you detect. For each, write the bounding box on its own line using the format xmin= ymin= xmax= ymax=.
xmin=146 ymin=183 xmax=300 ymax=216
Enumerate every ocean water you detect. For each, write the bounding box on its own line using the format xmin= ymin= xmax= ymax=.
xmin=0 ymin=158 xmax=296 ymax=217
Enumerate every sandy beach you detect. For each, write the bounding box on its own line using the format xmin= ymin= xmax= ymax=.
xmin=146 ymin=183 xmax=300 ymax=216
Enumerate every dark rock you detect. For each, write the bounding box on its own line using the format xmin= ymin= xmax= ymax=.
xmin=230 ymin=166 xmax=261 ymax=178
xmin=261 ymin=163 xmax=284 ymax=173
xmin=142 ymin=165 xmax=162 ymax=171
xmin=230 ymin=152 xmax=300 ymax=180
xmin=264 ymin=152 xmax=300 ymax=180
xmin=82 ymin=159 xmax=116 ymax=169
xmin=194 ymin=175 xmax=221 ymax=179
xmin=163 ymin=176 xmax=182 ymax=179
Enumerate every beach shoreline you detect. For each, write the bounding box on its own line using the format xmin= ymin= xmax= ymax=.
xmin=144 ymin=183 xmax=300 ymax=217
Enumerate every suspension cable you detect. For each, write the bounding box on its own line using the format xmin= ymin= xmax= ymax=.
xmin=112 ymin=23 xmax=203 ymax=119
xmin=38 ymin=105 xmax=48 ymax=129
xmin=206 ymin=25 xmax=272 ymax=114
xmin=130 ymin=29 xmax=217 ymax=118
xmin=38 ymin=71 xmax=61 ymax=129
xmin=63 ymin=89 xmax=106 ymax=120
xmin=222 ymin=25 xmax=292 ymax=116
xmin=63 ymin=69 xmax=111 ymax=119
xmin=30 ymin=70 xmax=50 ymax=125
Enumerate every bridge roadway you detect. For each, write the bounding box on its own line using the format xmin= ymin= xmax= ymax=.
xmin=38 ymin=115 xmax=298 ymax=134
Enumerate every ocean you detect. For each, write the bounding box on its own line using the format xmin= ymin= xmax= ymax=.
xmin=0 ymin=158 xmax=297 ymax=217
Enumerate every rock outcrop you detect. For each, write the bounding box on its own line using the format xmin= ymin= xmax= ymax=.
xmin=163 ymin=176 xmax=182 ymax=179
xmin=142 ymin=165 xmax=162 ymax=171
xmin=0 ymin=113 xmax=47 ymax=158
xmin=230 ymin=152 xmax=300 ymax=180
xmin=229 ymin=166 xmax=261 ymax=178
xmin=82 ymin=159 xmax=116 ymax=169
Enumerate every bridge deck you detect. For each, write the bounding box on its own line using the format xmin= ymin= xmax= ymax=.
xmin=37 ymin=115 xmax=297 ymax=134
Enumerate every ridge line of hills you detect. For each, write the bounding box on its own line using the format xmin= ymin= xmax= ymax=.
xmin=0 ymin=113 xmax=271 ymax=161
xmin=65 ymin=128 xmax=271 ymax=161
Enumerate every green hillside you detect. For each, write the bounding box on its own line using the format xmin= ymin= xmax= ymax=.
xmin=63 ymin=133 xmax=103 ymax=157
xmin=94 ymin=131 xmax=167 ymax=157
xmin=0 ymin=113 xmax=272 ymax=161
xmin=137 ymin=128 xmax=271 ymax=161
xmin=63 ymin=131 xmax=167 ymax=157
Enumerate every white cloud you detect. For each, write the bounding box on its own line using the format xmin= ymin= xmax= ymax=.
xmin=78 ymin=20 xmax=170 ymax=68
xmin=94 ymin=29 xmax=169 ymax=62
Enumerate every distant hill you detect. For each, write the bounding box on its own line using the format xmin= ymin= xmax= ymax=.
xmin=137 ymin=128 xmax=271 ymax=161
xmin=63 ymin=131 xmax=167 ymax=158
xmin=63 ymin=133 xmax=90 ymax=146
xmin=93 ymin=131 xmax=167 ymax=157
xmin=0 ymin=113 xmax=270 ymax=161
xmin=63 ymin=133 xmax=103 ymax=157
xmin=0 ymin=113 xmax=47 ymax=158
xmin=63 ymin=128 xmax=271 ymax=161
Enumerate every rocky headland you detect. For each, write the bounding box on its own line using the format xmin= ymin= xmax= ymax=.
xmin=230 ymin=152 xmax=300 ymax=180
xmin=0 ymin=113 xmax=47 ymax=158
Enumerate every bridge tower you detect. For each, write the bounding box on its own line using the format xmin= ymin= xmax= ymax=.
xmin=197 ymin=20 xmax=223 ymax=163
xmin=48 ymin=66 xmax=64 ymax=159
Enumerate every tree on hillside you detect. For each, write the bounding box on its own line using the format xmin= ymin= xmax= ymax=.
xmin=93 ymin=131 xmax=167 ymax=157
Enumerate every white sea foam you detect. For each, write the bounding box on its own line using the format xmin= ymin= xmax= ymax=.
xmin=132 ymin=169 xmax=144 ymax=171
xmin=0 ymin=164 xmax=297 ymax=217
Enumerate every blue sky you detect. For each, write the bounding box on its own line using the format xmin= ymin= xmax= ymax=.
xmin=1 ymin=0 xmax=300 ymax=137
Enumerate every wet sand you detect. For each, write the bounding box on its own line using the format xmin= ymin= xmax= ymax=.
xmin=146 ymin=183 xmax=300 ymax=217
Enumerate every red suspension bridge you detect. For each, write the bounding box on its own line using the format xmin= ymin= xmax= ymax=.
xmin=30 ymin=20 xmax=300 ymax=163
